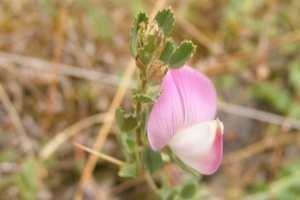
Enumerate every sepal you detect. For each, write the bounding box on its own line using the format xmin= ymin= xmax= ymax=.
xmin=115 ymin=107 xmax=138 ymax=132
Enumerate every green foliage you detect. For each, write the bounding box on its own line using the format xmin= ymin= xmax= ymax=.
xmin=270 ymin=159 xmax=300 ymax=199
xmin=252 ymin=81 xmax=291 ymax=113
xmin=142 ymin=147 xmax=163 ymax=175
xmin=168 ymin=41 xmax=196 ymax=68
xmin=38 ymin=0 xmax=58 ymax=16
xmin=288 ymin=58 xmax=300 ymax=96
xmin=120 ymin=133 xmax=136 ymax=154
xmin=157 ymin=178 xmax=178 ymax=200
xmin=88 ymin=8 xmax=112 ymax=40
xmin=288 ymin=102 xmax=300 ymax=119
xmin=13 ymin=159 xmax=41 ymax=200
xmin=246 ymin=159 xmax=300 ymax=199
xmin=132 ymin=89 xmax=163 ymax=103
xmin=115 ymin=107 xmax=138 ymax=132
xmin=216 ymin=73 xmax=237 ymax=90
xmin=158 ymin=175 xmax=202 ymax=200
xmin=159 ymin=38 xmax=175 ymax=64
xmin=179 ymin=179 xmax=198 ymax=199
xmin=141 ymin=106 xmax=150 ymax=136
xmin=130 ymin=11 xmax=149 ymax=57
xmin=154 ymin=8 xmax=175 ymax=37
xmin=118 ymin=163 xmax=137 ymax=178
xmin=120 ymin=133 xmax=139 ymax=166
xmin=0 ymin=148 xmax=18 ymax=162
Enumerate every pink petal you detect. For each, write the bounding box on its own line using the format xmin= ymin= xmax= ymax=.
xmin=147 ymin=71 xmax=184 ymax=151
xmin=147 ymin=65 xmax=217 ymax=151
xmin=169 ymin=119 xmax=223 ymax=175
xmin=170 ymin=65 xmax=217 ymax=126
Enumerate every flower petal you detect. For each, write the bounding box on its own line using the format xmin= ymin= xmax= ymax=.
xmin=168 ymin=119 xmax=223 ymax=175
xmin=147 ymin=71 xmax=184 ymax=151
xmin=147 ymin=65 xmax=217 ymax=151
xmin=170 ymin=65 xmax=217 ymax=127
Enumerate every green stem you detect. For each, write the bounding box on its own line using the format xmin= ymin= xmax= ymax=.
xmin=135 ymin=75 xmax=147 ymax=146
xmin=134 ymin=73 xmax=148 ymax=173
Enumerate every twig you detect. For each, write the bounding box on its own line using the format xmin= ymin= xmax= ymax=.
xmin=39 ymin=113 xmax=109 ymax=161
xmin=74 ymin=58 xmax=136 ymax=200
xmin=144 ymin=172 xmax=158 ymax=193
xmin=222 ymin=131 xmax=300 ymax=165
xmin=73 ymin=142 xmax=125 ymax=167
xmin=0 ymin=83 xmax=47 ymax=187
xmin=74 ymin=1 xmax=168 ymax=199
xmin=0 ymin=83 xmax=34 ymax=157
xmin=109 ymin=178 xmax=144 ymax=195
xmin=45 ymin=0 xmax=73 ymax=127
xmin=0 ymin=51 xmax=137 ymax=88
xmin=218 ymin=101 xmax=300 ymax=130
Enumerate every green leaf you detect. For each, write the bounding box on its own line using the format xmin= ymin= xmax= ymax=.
xmin=179 ymin=181 xmax=198 ymax=199
xmin=120 ymin=134 xmax=136 ymax=153
xmin=14 ymin=159 xmax=40 ymax=200
xmin=142 ymin=147 xmax=162 ymax=175
xmin=168 ymin=40 xmax=196 ymax=68
xmin=157 ymin=177 xmax=178 ymax=200
xmin=132 ymin=89 xmax=163 ymax=103
xmin=126 ymin=138 xmax=136 ymax=153
xmin=115 ymin=107 xmax=138 ymax=132
xmin=159 ymin=38 xmax=175 ymax=64
xmin=137 ymin=48 xmax=152 ymax=65
xmin=154 ymin=8 xmax=175 ymax=37
xmin=130 ymin=11 xmax=149 ymax=58
xmin=118 ymin=163 xmax=137 ymax=178
xmin=143 ymin=34 xmax=158 ymax=54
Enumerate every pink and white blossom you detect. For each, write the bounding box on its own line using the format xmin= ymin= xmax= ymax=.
xmin=147 ymin=65 xmax=223 ymax=175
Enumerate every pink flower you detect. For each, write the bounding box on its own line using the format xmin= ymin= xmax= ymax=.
xmin=147 ymin=65 xmax=223 ymax=175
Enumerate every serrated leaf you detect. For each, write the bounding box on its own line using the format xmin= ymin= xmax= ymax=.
xmin=115 ymin=107 xmax=138 ymax=132
xmin=154 ymin=8 xmax=175 ymax=37
xmin=179 ymin=182 xmax=197 ymax=199
xmin=142 ymin=147 xmax=162 ymax=175
xmin=132 ymin=89 xmax=163 ymax=103
xmin=159 ymin=38 xmax=175 ymax=64
xmin=168 ymin=40 xmax=196 ymax=68
xmin=118 ymin=163 xmax=137 ymax=178
xmin=130 ymin=11 xmax=149 ymax=58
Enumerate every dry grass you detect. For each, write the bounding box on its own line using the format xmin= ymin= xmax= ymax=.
xmin=1 ymin=0 xmax=300 ymax=199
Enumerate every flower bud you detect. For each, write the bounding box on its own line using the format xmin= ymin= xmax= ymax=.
xmin=147 ymin=60 xmax=168 ymax=82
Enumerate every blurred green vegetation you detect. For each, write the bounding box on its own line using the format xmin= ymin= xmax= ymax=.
xmin=0 ymin=0 xmax=300 ymax=199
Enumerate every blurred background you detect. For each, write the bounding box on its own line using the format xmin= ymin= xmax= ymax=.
xmin=1 ymin=0 xmax=300 ymax=199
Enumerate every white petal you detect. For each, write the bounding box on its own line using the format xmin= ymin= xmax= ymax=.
xmin=168 ymin=119 xmax=224 ymax=175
